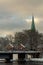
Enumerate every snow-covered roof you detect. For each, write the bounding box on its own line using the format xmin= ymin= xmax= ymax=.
xmin=9 ymin=43 xmax=14 ymax=48
xmin=20 ymin=44 xmax=26 ymax=48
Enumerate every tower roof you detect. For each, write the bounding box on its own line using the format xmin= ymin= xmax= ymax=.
xmin=31 ymin=16 xmax=35 ymax=31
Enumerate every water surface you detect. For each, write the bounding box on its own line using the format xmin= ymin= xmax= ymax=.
xmin=0 ymin=61 xmax=43 ymax=65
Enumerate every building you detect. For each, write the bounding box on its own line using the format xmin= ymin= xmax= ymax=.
xmin=24 ymin=16 xmax=39 ymax=51
xmin=14 ymin=16 xmax=43 ymax=52
xmin=29 ymin=16 xmax=39 ymax=50
xmin=5 ymin=43 xmax=14 ymax=50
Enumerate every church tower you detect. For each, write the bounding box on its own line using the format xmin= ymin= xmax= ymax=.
xmin=31 ymin=16 xmax=36 ymax=31
xmin=30 ymin=16 xmax=38 ymax=51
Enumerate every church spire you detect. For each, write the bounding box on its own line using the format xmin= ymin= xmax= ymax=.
xmin=31 ymin=16 xmax=36 ymax=31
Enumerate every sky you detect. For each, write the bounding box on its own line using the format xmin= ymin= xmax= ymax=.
xmin=0 ymin=0 xmax=43 ymax=36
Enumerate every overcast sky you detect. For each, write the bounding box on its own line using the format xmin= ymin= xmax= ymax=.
xmin=0 ymin=0 xmax=43 ymax=36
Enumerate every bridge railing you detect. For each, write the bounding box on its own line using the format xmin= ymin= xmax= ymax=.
xmin=0 ymin=50 xmax=42 ymax=54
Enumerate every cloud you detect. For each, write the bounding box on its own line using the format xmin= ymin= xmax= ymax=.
xmin=0 ymin=0 xmax=43 ymax=16
xmin=0 ymin=0 xmax=43 ymax=35
xmin=0 ymin=15 xmax=27 ymax=30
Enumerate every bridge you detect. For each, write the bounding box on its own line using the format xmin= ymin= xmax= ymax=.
xmin=0 ymin=50 xmax=42 ymax=62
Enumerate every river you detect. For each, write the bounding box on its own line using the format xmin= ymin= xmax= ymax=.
xmin=0 ymin=54 xmax=43 ymax=65
xmin=0 ymin=61 xmax=43 ymax=65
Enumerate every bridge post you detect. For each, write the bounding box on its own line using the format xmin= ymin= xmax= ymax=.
xmin=18 ymin=53 xmax=25 ymax=61
xmin=5 ymin=54 xmax=13 ymax=63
